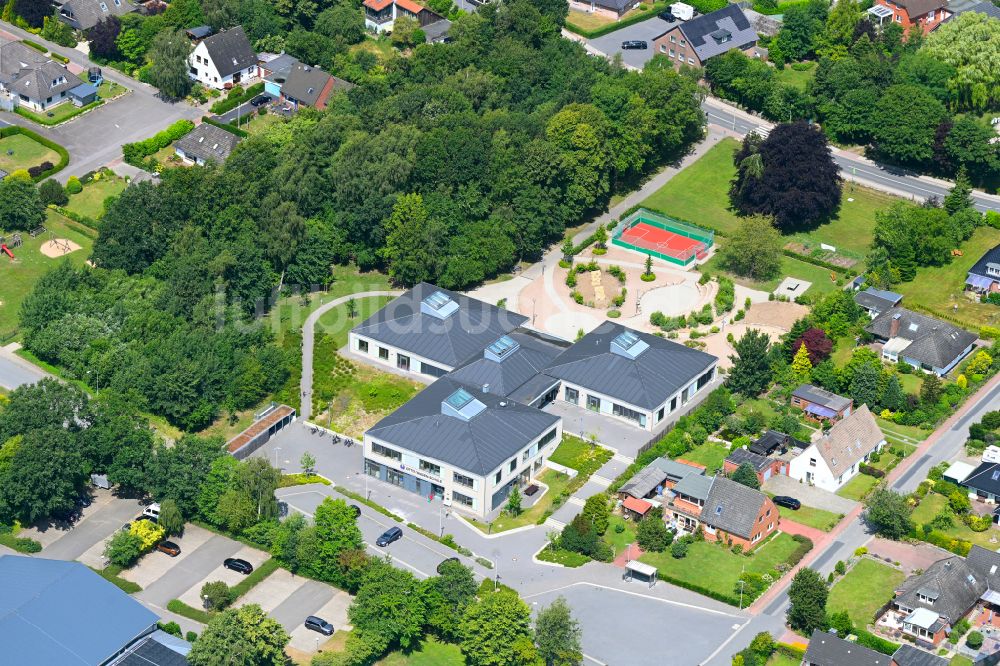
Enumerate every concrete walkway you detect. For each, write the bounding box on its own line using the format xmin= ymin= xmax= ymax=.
xmin=298 ymin=290 xmax=401 ymax=420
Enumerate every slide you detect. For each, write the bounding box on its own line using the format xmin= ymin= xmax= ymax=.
xmin=1 ymin=244 xmax=13 ymax=259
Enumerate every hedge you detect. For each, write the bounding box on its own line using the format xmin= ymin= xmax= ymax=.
xmin=229 ymin=557 xmax=280 ymax=600
xmin=335 ymin=487 xmax=403 ymax=522
xmin=753 ymin=0 xmax=812 ymax=14
xmin=854 ymin=628 xmax=900 ymax=656
xmin=0 ymin=532 xmax=42 ymax=553
xmin=780 ymin=248 xmax=851 ymax=275
xmin=89 ymin=565 xmax=142 ymax=594
xmin=167 ymin=599 xmax=214 ymax=624
xmin=787 ymin=534 xmax=814 ymax=566
xmin=51 ymin=53 xmax=69 ymax=64
xmin=565 ymin=3 xmax=669 ymax=39
xmin=0 ymin=126 xmax=69 ymax=181
xmin=859 ymin=463 xmax=886 ymax=479
xmin=209 ymin=82 xmax=265 ymax=115
xmin=16 ymin=100 xmax=104 ymax=126
xmin=656 ymin=570 xmax=741 ymax=606
xmin=22 ymin=39 xmax=46 ymax=53
xmin=121 ymin=119 xmax=195 ymax=168
xmin=776 ymin=643 xmax=806 ymax=660
xmin=201 ymin=115 xmax=248 ymax=138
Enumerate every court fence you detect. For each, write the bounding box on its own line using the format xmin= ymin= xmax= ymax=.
xmin=611 ymin=208 xmax=715 ymax=267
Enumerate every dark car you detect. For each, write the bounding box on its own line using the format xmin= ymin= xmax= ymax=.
xmin=250 ymin=94 xmax=270 ymax=107
xmin=350 ymin=504 xmax=361 ymax=518
xmin=376 ymin=526 xmax=403 ymax=547
xmin=157 ymin=541 xmax=181 ymax=557
xmin=658 ymin=10 xmax=676 ymax=20
xmin=621 ymin=40 xmax=648 ymax=50
xmin=773 ymin=496 xmax=802 ymax=510
xmin=304 ymin=616 xmax=335 ymax=636
xmin=436 ymin=557 xmax=460 ymax=574
xmin=134 ymin=514 xmax=156 ymax=524
xmin=224 ymin=558 xmax=254 ymax=575
xmin=76 ymin=495 xmax=93 ymax=508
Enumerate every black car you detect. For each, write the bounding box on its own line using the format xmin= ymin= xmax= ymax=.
xmin=436 ymin=557 xmax=460 ymax=574
xmin=350 ymin=504 xmax=361 ymax=518
xmin=134 ymin=514 xmax=156 ymax=524
xmin=304 ymin=616 xmax=335 ymax=636
xmin=250 ymin=94 xmax=270 ymax=107
xmin=224 ymin=558 xmax=254 ymax=575
xmin=621 ymin=40 xmax=648 ymax=50
xmin=376 ymin=526 xmax=403 ymax=547
xmin=773 ymin=496 xmax=802 ymax=510
xmin=658 ymin=10 xmax=676 ymax=20
xmin=76 ymin=495 xmax=93 ymax=508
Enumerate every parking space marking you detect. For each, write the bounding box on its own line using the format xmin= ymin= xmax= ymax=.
xmin=121 ymin=524 xmax=214 ymax=588
xmin=522 ymin=581 xmax=742 ymax=618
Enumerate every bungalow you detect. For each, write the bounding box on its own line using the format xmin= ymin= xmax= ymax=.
xmin=723 ymin=448 xmax=785 ymax=485
xmin=56 ymin=0 xmax=136 ymax=31
xmin=865 ymin=307 xmax=977 ymax=376
xmin=174 ymin=123 xmax=241 ymax=166
xmin=188 ymin=26 xmax=257 ymax=90
xmin=664 ymin=475 xmax=777 ymax=550
xmin=787 ymin=405 xmax=886 ymax=492
xmin=567 ymin=0 xmax=641 ymax=20
xmin=882 ymin=546 xmax=1000 ymax=647
xmin=873 ymin=0 xmax=949 ymax=35
xmin=279 ymin=63 xmax=352 ymax=110
xmin=854 ymin=287 xmax=904 ymax=319
xmin=0 ymin=41 xmax=82 ymax=113
xmin=966 ymin=244 xmax=1000 ymax=295
xmin=362 ymin=0 xmax=446 ymax=33
xmin=791 ymin=384 xmax=853 ymax=423
xmin=803 ymin=629 xmax=887 ymax=666
xmin=651 ymin=4 xmax=761 ymax=71
xmin=961 ymin=461 xmax=1000 ymax=503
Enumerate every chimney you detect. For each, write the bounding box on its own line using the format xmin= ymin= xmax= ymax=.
xmin=890 ymin=313 xmax=901 ymax=338
xmin=482 ymin=383 xmax=490 ymax=394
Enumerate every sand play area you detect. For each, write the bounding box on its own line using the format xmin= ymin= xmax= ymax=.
xmin=40 ymin=238 xmax=82 ymax=258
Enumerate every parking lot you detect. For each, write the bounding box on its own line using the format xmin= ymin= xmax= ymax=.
xmin=586 ymin=15 xmax=676 ymax=69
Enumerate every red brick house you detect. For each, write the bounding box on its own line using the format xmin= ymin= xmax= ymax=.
xmin=665 ymin=475 xmax=778 ymax=550
xmin=651 ymin=4 xmax=761 ymax=70
xmin=872 ymin=0 xmax=949 ymax=35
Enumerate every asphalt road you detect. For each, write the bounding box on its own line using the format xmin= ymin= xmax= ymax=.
xmin=137 ymin=534 xmax=244 ymax=607
xmin=0 ymin=351 xmax=48 ymax=391
xmin=41 ymin=496 xmax=141 ymax=561
xmin=269 ymin=580 xmax=333 ymax=632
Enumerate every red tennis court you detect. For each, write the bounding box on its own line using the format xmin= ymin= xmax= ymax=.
xmin=619 ymin=221 xmax=704 ymax=256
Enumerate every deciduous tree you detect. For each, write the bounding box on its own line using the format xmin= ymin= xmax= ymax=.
xmin=787 ymin=567 xmax=828 ymax=634
xmin=535 ymin=596 xmax=583 ymax=666
xmin=148 ymin=29 xmax=193 ymax=99
xmin=727 ymin=329 xmax=774 ymax=397
xmin=87 ymin=16 xmax=121 ymax=58
xmin=863 ymin=488 xmax=913 ymax=539
xmin=720 ymin=215 xmax=782 ymax=280
xmin=187 ymin=604 xmax=289 ymax=666
xmin=0 ymin=173 xmax=45 ymax=232
xmin=461 ymin=588 xmax=538 ymax=666
xmin=732 ymin=462 xmax=761 ymax=490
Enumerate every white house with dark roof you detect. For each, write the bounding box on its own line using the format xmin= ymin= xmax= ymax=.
xmin=174 ymin=123 xmax=241 ymax=165
xmin=788 ymin=404 xmax=886 ymax=492
xmin=363 ymin=377 xmax=562 ymax=517
xmin=0 ymin=40 xmax=82 ymax=112
xmin=865 ymin=306 xmax=977 ymax=376
xmin=966 ymin=243 xmax=1000 ymax=294
xmin=651 ymin=4 xmax=761 ymax=70
xmin=187 ymin=26 xmax=257 ymax=90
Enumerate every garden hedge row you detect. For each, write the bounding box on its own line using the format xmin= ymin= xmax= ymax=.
xmin=21 ymin=39 xmax=46 ymax=53
xmin=121 ymin=119 xmax=195 ymax=168
xmin=0 ymin=126 xmax=69 ymax=181
xmin=656 ymin=570 xmax=742 ymax=606
xmin=16 ymin=100 xmax=103 ymax=126
xmin=201 ymin=115 xmax=248 ymax=138
xmin=209 ymin=82 xmax=265 ymax=115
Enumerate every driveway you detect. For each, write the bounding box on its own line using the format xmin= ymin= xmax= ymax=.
xmin=137 ymin=534 xmax=245 ymax=608
xmin=39 ymin=494 xmax=143 ymax=561
xmin=0 ymin=345 xmax=50 ymax=391
xmin=586 ymin=16 xmax=675 ymax=70
xmin=763 ymin=474 xmax=857 ymax=515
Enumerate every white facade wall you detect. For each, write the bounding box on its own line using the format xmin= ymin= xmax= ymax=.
xmin=348 ymin=331 xmax=452 ymax=378
xmin=188 ymin=42 xmax=256 ymax=90
xmin=788 ymin=439 xmax=886 ymax=492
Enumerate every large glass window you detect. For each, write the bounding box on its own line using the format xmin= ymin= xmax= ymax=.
xmin=453 ymin=472 xmax=474 ymax=488
xmin=397 ymin=354 xmax=410 ymax=371
xmin=372 ymin=442 xmax=402 ymax=461
xmin=564 ymin=387 xmax=579 ymax=404
xmin=387 ymin=469 xmax=404 ymax=487
xmin=421 ymin=362 xmax=447 ymax=378
xmin=613 ymin=403 xmax=645 ymax=425
xmin=419 ymin=459 xmax=441 ymax=476
xmin=539 ymin=428 xmax=557 ymax=447
xmin=587 ymin=395 xmax=601 ymax=412
xmin=453 ymin=492 xmax=474 ymax=507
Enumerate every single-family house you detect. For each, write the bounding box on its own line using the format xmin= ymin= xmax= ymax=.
xmin=651 ymin=4 xmax=761 ymax=71
xmin=0 ymin=41 xmax=82 ymax=112
xmin=791 ymin=384 xmax=853 ymax=423
xmin=279 ymin=63 xmax=352 ymax=110
xmin=665 ymin=475 xmax=777 ymax=550
xmin=619 ymin=465 xmax=670 ymax=500
xmin=866 ymin=307 xmax=977 ymax=376
xmin=56 ymin=0 xmax=136 ymax=31
xmin=649 ymin=457 xmax=706 ymax=489
xmin=966 ymin=244 xmax=1000 ymax=295
xmin=188 ymin=26 xmax=257 ymax=90
xmin=961 ymin=461 xmax=1000 ymax=503
xmin=803 ymin=629 xmax=888 ymax=666
xmin=567 ymin=0 xmax=641 ymax=20
xmin=259 ymin=52 xmax=298 ymax=98
xmin=891 ymin=644 xmax=949 ymax=666
xmin=873 ymin=0 xmax=949 ymax=35
xmin=723 ymin=448 xmax=785 ymax=485
xmin=174 ymin=123 xmax=241 ymax=166
xmin=362 ymin=0 xmax=445 ymax=33
xmin=855 ymin=287 xmax=904 ymax=319
xmin=788 ymin=405 xmax=886 ymax=492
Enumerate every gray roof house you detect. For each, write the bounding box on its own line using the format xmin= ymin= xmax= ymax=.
xmin=866 ymin=306 xmax=977 ymax=375
xmin=200 ymin=27 xmax=257 ymax=79
xmin=810 ymin=404 xmax=886 ymax=480
xmin=725 ymin=447 xmax=772 ymax=473
xmin=890 ymin=644 xmax=949 ymax=666
xmin=365 ymin=377 xmax=560 ymax=476
xmin=0 ymin=40 xmax=82 ymax=111
xmin=619 ymin=465 xmax=669 ymax=499
xmin=700 ymin=476 xmax=771 ymax=541
xmin=57 ymin=0 xmax=136 ymax=31
xmin=350 ymin=283 xmax=528 ymax=373
xmin=791 ymin=384 xmax=853 ymax=421
xmin=280 ymin=62 xmax=353 ymax=110
xmin=803 ymin=629 xmax=888 ymax=666
xmin=544 ymin=322 xmax=717 ymax=412
xmin=650 ymin=457 xmax=705 ymax=485
xmin=854 ymin=287 xmax=904 ymax=318
xmin=661 ymin=4 xmax=760 ymax=65
xmin=966 ymin=243 xmax=1000 ymax=293
xmin=174 ymin=123 xmax=242 ymax=165
xmin=672 ymin=471 xmax=714 ymax=502
xmin=0 ymin=555 xmax=172 ymax=665
xmin=891 ymin=553 xmax=991 ymax=640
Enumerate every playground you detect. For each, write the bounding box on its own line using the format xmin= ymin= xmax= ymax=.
xmin=0 ymin=211 xmax=94 ymax=337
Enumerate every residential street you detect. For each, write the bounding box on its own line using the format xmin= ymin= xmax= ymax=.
xmin=0 ymin=344 xmax=50 ymax=391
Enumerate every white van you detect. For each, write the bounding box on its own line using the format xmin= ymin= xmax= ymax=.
xmin=142 ymin=503 xmax=161 ymax=520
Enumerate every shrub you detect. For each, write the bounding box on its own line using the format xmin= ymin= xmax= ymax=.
xmin=968 ymin=631 xmax=984 ymax=649
xmin=159 ymin=621 xmax=182 ymax=637
xmin=201 ymin=580 xmax=233 ymax=611
xmin=38 ymin=178 xmax=67 ymax=205
xmin=104 ymin=530 xmax=143 ymax=568
xmin=670 ymin=537 xmax=690 ymax=559
xmin=130 ymin=520 xmax=165 ymax=550
xmin=65 ymin=176 xmax=82 ymax=194
xmin=121 ymin=119 xmax=196 ymax=167
xmin=186 ymin=631 xmax=198 ymax=642
xmin=208 ymin=82 xmax=264 ymax=115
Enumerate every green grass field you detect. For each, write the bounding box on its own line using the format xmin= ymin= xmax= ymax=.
xmin=64 ymin=176 xmax=126 ymax=220
xmin=774 ymin=62 xmax=816 ymax=91
xmin=377 ymin=637 xmax=465 ymax=665
xmin=0 ymin=210 xmax=94 ymax=336
xmin=767 ymin=653 xmax=802 ymax=666
xmin=678 ymin=440 xmax=730 ymax=475
xmin=827 ymin=559 xmax=905 ymax=625
xmin=471 ymin=468 xmax=575 ymax=533
xmin=776 ymin=503 xmax=842 ymax=531
xmin=836 ymin=473 xmax=879 ymax=501
xmin=911 ymin=492 xmax=1000 ymax=550
xmin=316 ymin=295 xmax=392 ymax=349
xmin=0 ymin=134 xmax=59 ymax=174
xmin=548 ymin=434 xmax=613 ymax=473
xmin=639 ymin=532 xmax=802 ymax=602
xmin=894 ymin=225 xmax=1000 ymax=330
xmin=604 ymin=514 xmax=637 ymax=553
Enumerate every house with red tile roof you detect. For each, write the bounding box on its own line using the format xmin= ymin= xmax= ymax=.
xmin=363 ymin=0 xmax=444 ymax=33
xmin=872 ymin=0 xmax=950 ymax=35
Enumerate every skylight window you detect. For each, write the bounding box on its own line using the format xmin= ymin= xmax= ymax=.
xmin=420 ymin=290 xmax=459 ymax=319
xmin=485 ymin=335 xmax=520 ymax=363
xmin=445 ymin=388 xmax=474 ymax=410
xmin=441 ymin=388 xmax=486 ymax=422
xmin=99 ymin=2 xmax=108 ymax=10
xmin=610 ymin=329 xmax=649 ymax=360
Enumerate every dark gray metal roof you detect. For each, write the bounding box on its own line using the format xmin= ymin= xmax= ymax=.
xmin=725 ymin=448 xmax=771 ymax=472
xmin=854 ymin=287 xmax=903 ymax=314
xmin=792 ymin=384 xmax=851 ymax=411
xmin=968 ymin=243 xmax=1000 ymax=281
xmin=543 ymin=322 xmax=716 ymax=410
xmin=59 ymin=0 xmax=136 ymax=30
xmin=174 ymin=123 xmax=241 ymax=164
xmin=201 ymin=26 xmax=256 ymax=78
xmin=366 ymin=377 xmax=559 ymax=475
xmin=678 ymin=4 xmax=758 ymax=62
xmin=701 ymin=476 xmax=767 ymax=539
xmin=650 ymin=457 xmax=705 ymax=482
xmin=865 ymin=306 xmax=977 ymax=370
xmin=804 ymin=629 xmax=889 ymax=666
xmin=0 ymin=555 xmax=159 ymax=665
xmin=966 ymin=545 xmax=1000 ymax=591
xmin=891 ymin=644 xmax=948 ymax=666
xmin=672 ymin=471 xmax=713 ymax=500
xmin=962 ymin=461 xmax=1000 ymax=497
xmin=448 ymin=329 xmax=568 ymax=402
xmin=620 ymin=465 xmax=668 ymax=498
xmin=895 ymin=555 xmax=985 ymax=624
xmin=352 ymin=283 xmax=528 ymax=369
xmin=280 ymin=63 xmax=350 ymax=107
xmin=185 ymin=25 xmax=213 ymax=39
xmin=111 ymin=632 xmax=189 ymax=666
xmin=422 ymin=18 xmax=452 ymax=42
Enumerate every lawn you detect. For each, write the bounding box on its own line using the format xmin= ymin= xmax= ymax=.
xmin=952 ymin=656 xmax=974 ymax=666
xmin=894 ymin=225 xmax=1000 ymax=329
xmin=0 ymin=209 xmax=95 ymax=337
xmin=604 ymin=514 xmax=637 ymax=552
xmin=566 ymin=3 xmax=652 ymax=30
xmin=97 ymin=81 xmax=127 ymax=100
xmin=767 ymin=653 xmax=802 ymax=666
xmin=470 ymin=468 xmax=575 ymax=533
xmin=377 ymin=637 xmax=465 ymax=666
xmin=229 ymin=110 xmax=284 ymax=135
xmin=678 ymin=440 xmax=730 ymax=474
xmin=0 ymin=133 xmax=59 ymax=174
xmin=639 ymin=532 xmax=803 ymax=603
xmin=776 ymin=503 xmax=842 ymax=531
xmin=17 ymin=99 xmax=102 ymax=125
xmin=536 ymin=544 xmax=592 ymax=567
xmin=316 ymin=295 xmax=392 ymax=349
xmin=876 ymin=418 xmax=929 ymax=447
xmin=912 ymin=492 xmax=1000 ymax=550
xmin=64 ymin=175 xmax=126 ymax=220
xmin=869 ymin=442 xmax=915 ymax=473
xmin=702 ymin=250 xmax=844 ymax=297
xmin=549 ymin=434 xmax=613 ymax=473
xmin=349 ymin=38 xmax=396 ymax=64
xmin=774 ymin=62 xmax=816 ymax=92
xmin=836 ymin=473 xmax=879 ymax=501
xmin=827 ymin=559 xmax=905 ymax=625
xmin=830 ymin=335 xmax=856 ymax=367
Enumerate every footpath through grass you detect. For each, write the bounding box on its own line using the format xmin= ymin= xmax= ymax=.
xmin=827 ymin=558 xmax=905 ymax=626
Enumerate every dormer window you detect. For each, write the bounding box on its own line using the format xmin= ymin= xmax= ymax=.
xmin=99 ymin=2 xmax=108 ymax=10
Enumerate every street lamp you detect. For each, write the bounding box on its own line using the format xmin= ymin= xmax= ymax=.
xmin=274 ymin=446 xmax=281 ymax=469
xmin=87 ymin=369 xmax=99 ymax=395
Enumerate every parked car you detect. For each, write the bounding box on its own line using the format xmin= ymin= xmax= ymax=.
xmin=134 ymin=514 xmax=156 ymax=524
xmin=621 ymin=40 xmax=648 ymax=50
xmin=772 ymin=496 xmax=801 ymax=510
xmin=142 ymin=503 xmax=160 ymax=520
xmin=224 ymin=558 xmax=254 ymax=575
xmin=658 ymin=10 xmax=676 ymax=20
xmin=250 ymin=94 xmax=270 ymax=107
xmin=436 ymin=557 xmax=460 ymax=574
xmin=76 ymin=495 xmax=92 ymax=508
xmin=157 ymin=541 xmax=181 ymax=557
xmin=350 ymin=504 xmax=361 ymax=518
xmin=304 ymin=616 xmax=335 ymax=636
xmin=376 ymin=526 xmax=403 ymax=547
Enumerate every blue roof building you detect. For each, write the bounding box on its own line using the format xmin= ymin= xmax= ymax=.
xmin=0 ymin=555 xmax=166 ymax=665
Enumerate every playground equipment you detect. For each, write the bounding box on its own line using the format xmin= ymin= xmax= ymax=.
xmin=0 ymin=243 xmax=12 ymax=259
xmin=29 ymin=225 xmax=46 ymax=238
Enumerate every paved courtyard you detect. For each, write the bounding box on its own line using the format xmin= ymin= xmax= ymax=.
xmin=585 ymin=16 xmax=675 ymax=70
xmin=763 ymin=474 xmax=857 ymax=515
